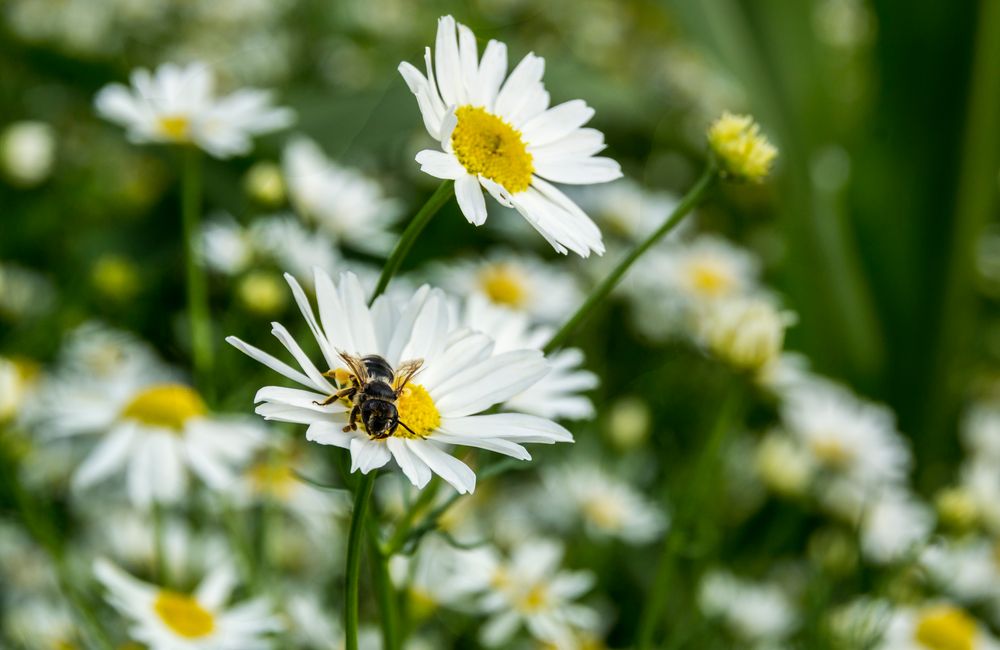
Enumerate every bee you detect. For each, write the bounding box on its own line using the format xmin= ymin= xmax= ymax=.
xmin=317 ymin=351 xmax=424 ymax=440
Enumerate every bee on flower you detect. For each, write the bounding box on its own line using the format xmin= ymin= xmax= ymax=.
xmin=95 ymin=62 xmax=294 ymax=158
xmin=94 ymin=558 xmax=281 ymax=649
xmin=399 ymin=15 xmax=622 ymax=257
xmin=228 ymin=270 xmax=573 ymax=494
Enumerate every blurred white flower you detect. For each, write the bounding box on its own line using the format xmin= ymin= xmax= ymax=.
xmin=433 ymin=249 xmax=584 ymax=325
xmin=0 ymin=262 xmax=55 ymax=320
xmin=698 ymin=296 xmax=793 ymax=373
xmin=0 ymin=121 xmax=56 ymax=186
xmin=94 ymin=558 xmax=281 ymax=648
xmin=228 ymin=270 xmax=572 ymax=494
xmin=0 ymin=355 xmax=38 ymax=423
xmin=646 ymin=234 xmax=760 ymax=305
xmin=95 ymin=62 xmax=294 ymax=158
xmin=574 ymin=178 xmax=681 ymax=242
xmin=754 ymin=432 xmax=815 ymax=497
xmin=34 ymin=347 xmax=267 ymax=508
xmin=922 ymin=537 xmax=1000 ymax=604
xmin=283 ymin=136 xmax=401 ymax=255
xmin=859 ymin=490 xmax=933 ymax=564
xmin=400 ymin=15 xmax=621 ymax=257
xmin=457 ymin=294 xmax=597 ymax=420
xmin=542 ymin=463 xmax=667 ymax=544
xmin=2 ymin=598 xmax=77 ymax=650
xmin=699 ymin=570 xmax=798 ymax=644
xmin=454 ymin=540 xmax=598 ymax=649
xmin=879 ymin=603 xmax=1000 ymax=650
xmin=782 ymin=380 xmax=911 ymax=504
xmin=962 ymin=404 xmax=1000 ymax=466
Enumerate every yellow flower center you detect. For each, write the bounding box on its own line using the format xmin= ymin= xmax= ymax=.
xmin=686 ymin=261 xmax=734 ymax=298
xmin=582 ymin=496 xmax=623 ymax=531
xmin=478 ymin=263 xmax=530 ymax=308
xmin=914 ymin=605 xmax=977 ymax=650
xmin=451 ymin=106 xmax=534 ymax=194
xmin=707 ymin=112 xmax=778 ymax=183
xmin=517 ymin=583 xmax=550 ymax=614
xmin=395 ymin=383 xmax=440 ymax=438
xmin=157 ymin=115 xmax=191 ymax=141
xmin=153 ymin=591 xmax=215 ymax=638
xmin=121 ymin=384 xmax=207 ymax=431
xmin=811 ymin=436 xmax=854 ymax=468
xmin=248 ymin=460 xmax=295 ymax=500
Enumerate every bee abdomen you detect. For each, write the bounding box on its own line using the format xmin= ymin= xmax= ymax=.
xmin=363 ymin=381 xmax=397 ymax=400
xmin=361 ymin=355 xmax=395 ymax=383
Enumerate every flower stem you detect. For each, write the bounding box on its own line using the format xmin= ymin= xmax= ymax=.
xmin=180 ymin=146 xmax=213 ymax=391
xmin=368 ymin=523 xmax=400 ymax=650
xmin=370 ymin=180 xmax=454 ymax=303
xmin=544 ymin=166 xmax=717 ymax=353
xmin=345 ymin=471 xmax=377 ymax=650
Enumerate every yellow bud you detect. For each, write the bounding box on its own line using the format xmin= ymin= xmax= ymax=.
xmin=707 ymin=112 xmax=778 ymax=183
xmin=238 ymin=271 xmax=288 ymax=316
xmin=244 ymin=161 xmax=286 ymax=207
xmin=605 ymin=396 xmax=651 ymax=450
xmin=91 ymin=254 xmax=140 ymax=300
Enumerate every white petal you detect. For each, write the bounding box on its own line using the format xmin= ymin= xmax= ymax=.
xmin=284 ymin=273 xmax=338 ymax=369
xmin=477 ymin=40 xmax=508 ymax=109
xmin=431 ymin=429 xmax=531 ymax=460
xmin=434 ymin=16 xmax=462 ymax=107
xmin=433 ymin=350 xmax=549 ymax=417
xmin=495 ymin=53 xmax=545 ymax=120
xmin=415 ymin=150 xmax=465 ymax=180
xmin=195 ymin=564 xmax=237 ymax=609
xmin=349 ymin=437 xmax=392 ymax=474
xmin=386 ymin=438 xmax=433 ymax=488
xmin=455 ymin=174 xmax=488 ymax=226
xmin=521 ymin=100 xmax=595 ymax=147
xmin=457 ymin=23 xmax=479 ymax=103
xmin=306 ymin=423 xmax=354 ymax=448
xmin=439 ymin=413 xmax=573 ymax=444
xmin=270 ymin=322 xmax=335 ymax=393
xmin=226 ymin=336 xmax=312 ymax=388
xmin=408 ymin=441 xmax=476 ymax=494
xmin=533 ymin=156 xmax=623 ymax=185
xmin=73 ymin=425 xmax=137 ymax=489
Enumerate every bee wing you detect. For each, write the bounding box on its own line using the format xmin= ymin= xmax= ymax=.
xmin=338 ymin=351 xmax=369 ymax=384
xmin=393 ymin=358 xmax=424 ymax=391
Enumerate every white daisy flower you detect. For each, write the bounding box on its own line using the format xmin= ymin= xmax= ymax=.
xmin=698 ymin=570 xmax=798 ymax=644
xmin=94 ymin=558 xmax=281 ymax=649
xmin=200 ymin=214 xmax=255 ymax=276
xmin=399 ymin=15 xmax=622 ymax=257
xmin=541 ymin=463 xmax=667 ymax=544
xmin=782 ymin=380 xmax=911 ymax=502
xmin=456 ymin=540 xmax=598 ymax=649
xmin=35 ymin=357 xmax=267 ymax=508
xmin=859 ymin=489 xmax=934 ymax=564
xmin=645 ymin=234 xmax=761 ymax=305
xmin=879 ymin=603 xmax=1000 ymax=650
xmin=432 ymin=248 xmax=584 ymax=324
xmin=283 ymin=136 xmax=402 ymax=255
xmin=922 ymin=537 xmax=1000 ymax=603
xmin=95 ymin=61 xmax=294 ymax=158
xmin=227 ymin=270 xmax=572 ymax=494
xmin=457 ymin=294 xmax=597 ymax=420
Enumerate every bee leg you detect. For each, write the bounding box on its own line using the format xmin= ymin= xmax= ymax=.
xmin=313 ymin=386 xmax=355 ymax=407
xmin=342 ymin=405 xmax=360 ymax=433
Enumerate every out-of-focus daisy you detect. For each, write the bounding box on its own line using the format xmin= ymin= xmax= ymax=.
xmin=859 ymin=490 xmax=934 ymax=564
xmin=283 ymin=136 xmax=401 ymax=255
xmin=698 ymin=570 xmax=798 ymax=645
xmin=697 ymin=296 xmax=793 ymax=373
xmin=390 ymin=536 xmax=476 ymax=620
xmin=879 ymin=603 xmax=1000 ymax=650
xmin=399 ymin=15 xmax=621 ymax=257
xmin=95 ymin=62 xmax=294 ymax=158
xmin=922 ymin=537 xmax=1000 ymax=604
xmin=433 ymin=249 xmax=584 ymax=325
xmin=962 ymin=404 xmax=1000 ymax=465
xmin=456 ymin=540 xmax=598 ymax=649
xmin=0 ymin=261 xmax=55 ymax=320
xmin=228 ymin=270 xmax=572 ymax=494
xmin=0 ymin=120 xmax=56 ymax=187
xmin=541 ymin=463 xmax=666 ymax=544
xmin=782 ymin=381 xmax=911 ymax=504
xmin=458 ymin=294 xmax=597 ymax=420
xmin=35 ymin=352 xmax=267 ymax=508
xmin=754 ymin=432 xmax=815 ymax=497
xmin=94 ymin=558 xmax=281 ymax=649
xmin=0 ymin=355 xmax=38 ymax=423
xmin=647 ymin=234 xmax=761 ymax=306
xmin=3 ymin=598 xmax=77 ymax=650
xmin=574 ymin=178 xmax=680 ymax=242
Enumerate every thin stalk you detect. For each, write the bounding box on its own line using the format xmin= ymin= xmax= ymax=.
xmin=636 ymin=385 xmax=741 ymax=650
xmin=544 ymin=166 xmax=717 ymax=353
xmin=368 ymin=523 xmax=400 ymax=650
xmin=370 ymin=181 xmax=454 ymax=303
xmin=180 ymin=146 xmax=213 ymax=390
xmin=345 ymin=471 xmax=377 ymax=650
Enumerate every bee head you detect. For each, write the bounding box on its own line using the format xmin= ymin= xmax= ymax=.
xmin=361 ymin=399 xmax=397 ymax=438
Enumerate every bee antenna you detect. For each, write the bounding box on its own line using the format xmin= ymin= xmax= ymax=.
xmin=397 ymin=420 xmax=419 ymax=436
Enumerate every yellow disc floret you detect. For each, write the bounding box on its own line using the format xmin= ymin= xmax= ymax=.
xmin=478 ymin=263 xmax=530 ymax=308
xmin=914 ymin=605 xmax=977 ymax=650
xmin=395 ymin=383 xmax=440 ymax=438
xmin=153 ymin=591 xmax=215 ymax=638
xmin=451 ymin=106 xmax=534 ymax=194
xmin=157 ymin=115 xmax=191 ymax=141
xmin=121 ymin=383 xmax=207 ymax=431
xmin=707 ymin=112 xmax=777 ymax=183
xmin=686 ymin=260 xmax=735 ymax=298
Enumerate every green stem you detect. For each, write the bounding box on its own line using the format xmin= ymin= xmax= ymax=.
xmin=368 ymin=523 xmax=400 ymax=650
xmin=544 ymin=166 xmax=717 ymax=353
xmin=636 ymin=384 xmax=740 ymax=650
xmin=370 ymin=181 xmax=454 ymax=304
xmin=345 ymin=471 xmax=377 ymax=650
xmin=181 ymin=146 xmax=213 ymax=391
xmin=385 ymin=478 xmax=440 ymax=556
